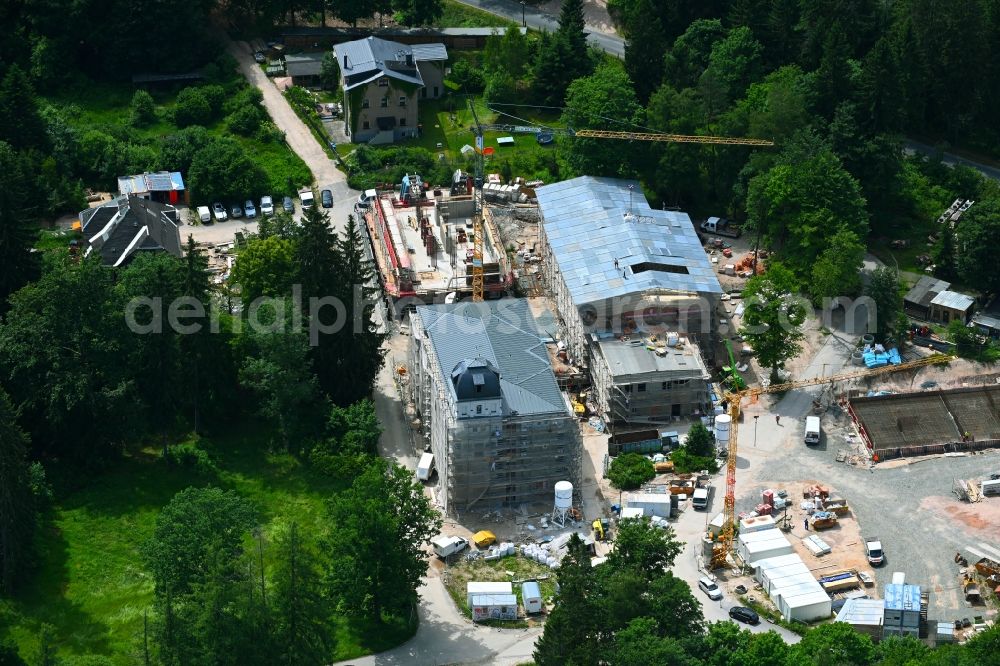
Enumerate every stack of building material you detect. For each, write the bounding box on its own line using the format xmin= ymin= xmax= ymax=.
xmin=739 ymin=514 xmax=776 ymax=534
xmin=803 ymin=534 xmax=832 ymax=556
xmin=820 ymin=570 xmax=860 ymax=592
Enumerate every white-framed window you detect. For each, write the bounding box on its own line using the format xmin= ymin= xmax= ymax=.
xmin=380 ymin=97 xmax=388 ymax=108
xmin=378 ymin=77 xmax=388 ymax=87
xmin=398 ymin=95 xmax=407 ymax=107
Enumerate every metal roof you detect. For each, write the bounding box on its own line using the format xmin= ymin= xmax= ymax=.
xmin=535 ymin=177 xmax=722 ymax=307
xmin=596 ymin=334 xmax=709 ymax=379
xmin=416 ymin=299 xmax=568 ymax=417
xmin=930 ymin=289 xmax=974 ymax=311
xmin=410 ymin=43 xmax=448 ymax=62
xmin=836 ymin=598 xmax=884 ymax=626
xmin=904 ymin=276 xmax=950 ymax=308
xmin=117 ymin=171 xmax=185 ymax=195
xmin=884 ymin=583 xmax=922 ymax=611
xmin=333 ymin=37 xmax=445 ymax=91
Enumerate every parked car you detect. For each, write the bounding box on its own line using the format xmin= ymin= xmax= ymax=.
xmin=230 ymin=203 xmax=243 ymax=219
xmin=196 ymin=206 xmax=211 ymax=223
xmin=244 ymin=200 xmax=257 ymax=219
xmin=254 ymin=52 xmax=266 ymax=63
xmin=728 ymin=606 xmax=759 ymax=625
xmin=212 ymin=202 xmax=228 ymax=222
xmin=321 ymin=189 xmax=333 ymax=208
xmin=698 ymin=577 xmax=723 ymax=601
xmin=282 ymin=196 xmax=294 ymax=213
xmin=260 ymin=195 xmax=274 ymax=216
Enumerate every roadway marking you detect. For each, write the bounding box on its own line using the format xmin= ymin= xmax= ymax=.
xmin=966 ymin=545 xmax=990 ymax=560
xmin=976 ymin=542 xmax=1000 ymax=560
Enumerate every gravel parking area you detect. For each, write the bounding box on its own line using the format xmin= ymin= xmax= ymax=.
xmin=739 ymin=403 xmax=1000 ymax=622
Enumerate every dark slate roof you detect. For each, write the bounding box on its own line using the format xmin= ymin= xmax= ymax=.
xmin=904 ymin=276 xmax=950 ymax=309
xmin=333 ymin=37 xmax=446 ymax=91
xmin=285 ymin=53 xmax=325 ymax=77
xmin=451 ymin=359 xmax=502 ymax=400
xmin=80 ymin=196 xmax=182 ymax=267
xmin=416 ymin=299 xmax=568 ymax=417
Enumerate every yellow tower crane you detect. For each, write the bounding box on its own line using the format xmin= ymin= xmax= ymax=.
xmin=464 ymin=103 xmax=776 ymax=301
xmin=710 ymin=353 xmax=955 ymax=569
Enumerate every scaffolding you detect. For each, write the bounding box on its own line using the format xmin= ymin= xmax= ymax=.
xmin=410 ymin=306 xmax=584 ymax=516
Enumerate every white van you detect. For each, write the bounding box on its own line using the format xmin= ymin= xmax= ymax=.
xmin=804 ymin=416 xmax=821 ymax=445
xmin=196 ymin=206 xmax=211 ymax=223
xmin=357 ymin=189 xmax=378 ymax=208
xmin=431 ymin=535 xmax=469 ymax=559
xmin=416 ymin=452 xmax=435 ymax=481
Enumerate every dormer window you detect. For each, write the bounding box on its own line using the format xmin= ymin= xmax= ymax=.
xmin=378 ymin=77 xmax=389 ymax=87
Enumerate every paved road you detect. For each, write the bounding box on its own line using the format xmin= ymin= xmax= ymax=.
xmin=453 ymin=0 xmax=625 ymax=57
xmin=672 ymin=505 xmax=802 ymax=644
xmin=229 ymin=41 xmax=344 ymax=187
xmin=904 ymin=139 xmax=1000 ymax=182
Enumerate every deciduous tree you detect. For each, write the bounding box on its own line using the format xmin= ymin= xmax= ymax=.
xmin=864 ymin=265 xmax=903 ymax=343
xmin=607 ymin=453 xmax=655 ymax=490
xmin=143 ymin=487 xmax=258 ymax=597
xmin=606 ymin=517 xmax=682 ymax=574
xmin=684 ymin=422 xmax=715 ymax=457
xmin=956 ymin=198 xmax=1000 ymax=296
xmin=0 ymin=142 xmax=40 ymax=312
xmin=188 ymin=137 xmax=269 ymax=205
xmin=326 ymin=458 xmax=440 ymax=623
xmin=739 ymin=263 xmax=807 ymax=382
xmin=809 ymin=228 xmax=865 ymax=304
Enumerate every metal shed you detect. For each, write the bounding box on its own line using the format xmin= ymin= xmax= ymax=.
xmin=466 ymin=581 xmax=512 ymax=607
xmin=521 ymin=581 xmax=543 ymax=614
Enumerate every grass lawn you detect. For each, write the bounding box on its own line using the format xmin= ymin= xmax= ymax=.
xmin=45 ymin=76 xmax=312 ymax=197
xmin=411 ymin=96 xmax=563 ymax=181
xmin=0 ymin=422 xmax=412 ymax=664
xmin=443 ymin=553 xmax=556 ymax=627
xmin=440 ymin=0 xmax=516 ymax=28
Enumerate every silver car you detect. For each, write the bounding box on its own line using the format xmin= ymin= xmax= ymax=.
xmin=698 ymin=577 xmax=723 ymax=601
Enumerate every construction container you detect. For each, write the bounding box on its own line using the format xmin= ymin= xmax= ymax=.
xmin=521 ymin=581 xmax=543 ymax=614
xmin=467 ymin=582 xmax=513 ymax=607
xmin=471 ymin=593 xmax=518 ymax=622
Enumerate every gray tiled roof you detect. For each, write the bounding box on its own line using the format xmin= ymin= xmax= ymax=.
xmin=80 ymin=196 xmax=181 ymax=267
xmin=417 ymin=299 xmax=567 ymax=417
xmin=333 ymin=37 xmax=446 ymax=91
xmin=535 ymin=176 xmax=722 ymax=307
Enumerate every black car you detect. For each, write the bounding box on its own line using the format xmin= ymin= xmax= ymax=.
xmin=321 ymin=189 xmax=333 ymax=208
xmin=728 ymin=606 xmax=760 ymax=625
xmin=282 ymin=196 xmax=294 ymax=213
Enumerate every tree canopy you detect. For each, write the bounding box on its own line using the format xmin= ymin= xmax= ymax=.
xmin=740 ymin=263 xmax=807 ymax=382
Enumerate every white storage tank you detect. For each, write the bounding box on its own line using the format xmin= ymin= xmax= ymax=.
xmin=554 ymin=481 xmax=573 ymax=510
xmin=714 ymin=414 xmax=731 ymax=444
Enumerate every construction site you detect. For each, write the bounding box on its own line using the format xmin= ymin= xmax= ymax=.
xmin=849 ymin=385 xmax=1000 ymax=460
xmin=361 ymin=173 xmax=512 ymax=313
xmin=407 ymin=299 xmax=583 ymax=518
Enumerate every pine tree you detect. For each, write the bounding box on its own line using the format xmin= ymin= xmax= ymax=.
xmin=272 ymin=523 xmax=334 ymax=665
xmin=933 ymin=223 xmax=958 ymax=282
xmin=0 ymin=65 xmax=49 ymax=152
xmin=0 ymin=387 xmax=35 ymax=594
xmin=534 ymin=534 xmax=599 ymax=665
xmin=0 ymin=142 xmax=40 ymax=313
xmin=330 ymin=215 xmax=387 ymax=406
xmin=558 ymin=0 xmax=588 ymax=60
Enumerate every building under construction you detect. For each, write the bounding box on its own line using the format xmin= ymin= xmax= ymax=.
xmin=360 ymin=174 xmax=512 ymax=314
xmin=409 ymin=299 xmax=582 ymax=515
xmin=849 ymin=385 xmax=1000 ymax=459
xmin=534 ymin=176 xmax=723 ymax=431
xmin=590 ymin=332 xmax=713 ymax=428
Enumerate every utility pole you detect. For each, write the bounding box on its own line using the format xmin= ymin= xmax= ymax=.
xmin=753 ymin=414 xmax=759 ymax=448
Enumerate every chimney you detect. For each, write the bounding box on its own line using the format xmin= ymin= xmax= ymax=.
xmin=343 ymin=54 xmax=348 ymax=69
xmin=405 ymin=53 xmax=413 ymax=67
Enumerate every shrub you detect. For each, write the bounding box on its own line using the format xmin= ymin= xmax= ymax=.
xmin=174 ymin=87 xmax=211 ymax=127
xmin=165 ymin=442 xmax=217 ymax=475
xmin=607 ymin=453 xmax=655 ymax=490
xmin=199 ymin=84 xmax=226 ymax=116
xmin=129 ymin=90 xmax=156 ymax=126
xmin=227 ymin=105 xmax=264 ymax=136
xmin=254 ymin=121 xmax=284 ymax=144
xmin=684 ymin=423 xmax=715 ymax=457
xmin=670 ymin=447 xmax=719 ymax=474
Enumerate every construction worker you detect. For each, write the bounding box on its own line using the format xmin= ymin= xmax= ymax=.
xmin=775 ymin=414 xmax=781 ymax=425
xmin=804 ymin=518 xmax=809 ymax=531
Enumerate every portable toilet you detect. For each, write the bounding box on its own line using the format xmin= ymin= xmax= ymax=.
xmin=522 ymin=581 xmax=543 ymax=614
